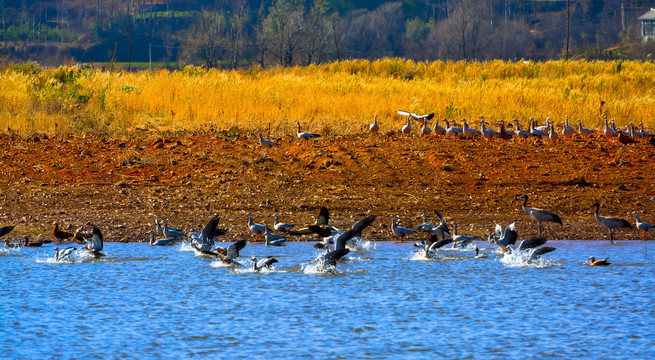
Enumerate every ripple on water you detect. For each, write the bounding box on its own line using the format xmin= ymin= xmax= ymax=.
xmin=0 ymin=240 xmax=653 ymax=359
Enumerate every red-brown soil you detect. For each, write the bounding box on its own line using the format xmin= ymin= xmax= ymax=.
xmin=1 ymin=130 xmax=653 ymax=243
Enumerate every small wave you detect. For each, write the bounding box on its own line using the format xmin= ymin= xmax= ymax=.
xmin=346 ymin=238 xmax=377 ymax=252
xmin=178 ymin=242 xmax=194 ymax=252
xmin=408 ymin=250 xmax=440 ymax=261
xmin=232 ymin=266 xmax=285 ymax=274
xmin=499 ymin=250 xmax=558 ymax=268
xmin=301 ymin=262 xmax=342 ymax=275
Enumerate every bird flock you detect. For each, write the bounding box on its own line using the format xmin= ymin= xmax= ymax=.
xmin=4 ymin=196 xmax=654 ymax=270
xmin=255 ymin=112 xmax=654 ymax=149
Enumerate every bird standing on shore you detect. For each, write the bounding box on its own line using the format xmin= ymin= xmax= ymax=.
xmin=391 ymin=215 xmax=414 ymax=242
xmin=516 ymin=194 xmax=563 ymax=237
xmin=633 ymin=212 xmax=655 ymax=237
xmin=295 ymin=122 xmax=320 ymax=141
xmin=591 ymin=202 xmax=631 ymax=244
xmin=369 ymin=115 xmax=380 ymax=134
xmin=256 ymin=129 xmax=279 ymax=150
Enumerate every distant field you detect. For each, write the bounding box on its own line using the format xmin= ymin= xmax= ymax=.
xmin=0 ymin=58 xmax=653 ymax=135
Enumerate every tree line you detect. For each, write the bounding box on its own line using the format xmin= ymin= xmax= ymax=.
xmin=0 ymin=0 xmax=654 ymax=68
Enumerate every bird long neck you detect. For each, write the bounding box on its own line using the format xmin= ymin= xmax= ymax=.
xmin=593 ymin=204 xmax=600 ymax=217
xmin=274 ymin=215 xmax=279 ymax=225
xmin=252 ymin=259 xmax=258 ymax=271
xmin=374 ymin=116 xmax=378 ymax=125
xmin=635 ymin=213 xmax=641 ymax=223
xmin=296 ymin=123 xmax=301 ymax=133
xmin=452 ymin=223 xmax=458 ymax=235
xmin=149 ymin=232 xmax=154 ymax=245
xmin=521 ymin=196 xmax=528 ymax=208
xmin=514 ymin=120 xmax=521 ymax=130
xmin=247 ymin=215 xmax=253 ymax=226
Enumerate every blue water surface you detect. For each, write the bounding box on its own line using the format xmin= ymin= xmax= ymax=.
xmin=1 ymin=240 xmax=653 ymax=359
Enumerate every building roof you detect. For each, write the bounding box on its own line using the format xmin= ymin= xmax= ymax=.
xmin=638 ymin=8 xmax=655 ymax=21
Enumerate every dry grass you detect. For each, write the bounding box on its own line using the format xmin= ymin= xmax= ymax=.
xmin=1 ymin=59 xmax=654 ymax=135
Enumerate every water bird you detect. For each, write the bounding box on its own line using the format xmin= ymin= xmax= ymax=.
xmin=401 ymin=116 xmax=412 ymax=134
xmin=548 ymin=124 xmax=559 ymax=142
xmin=445 ymin=119 xmax=463 ymax=138
xmin=147 ymin=230 xmax=176 ymax=246
xmin=273 ymin=214 xmax=294 ymax=232
xmin=85 ymin=227 xmax=105 ymax=257
xmin=289 ymin=206 xmax=330 ymax=236
xmin=414 ymin=235 xmax=453 ymax=258
xmin=529 ymin=118 xmax=548 ymax=138
xmin=256 ymin=129 xmax=279 ymax=149
xmin=516 ymin=194 xmax=563 ymax=237
xmin=480 ymin=118 xmax=498 ymax=141
xmin=603 ymin=116 xmax=617 ymax=139
xmin=433 ymin=119 xmax=447 ymax=136
xmin=497 ymin=120 xmax=513 ymax=141
xmin=247 ymin=213 xmax=266 ymax=241
xmin=416 ymin=210 xmax=451 ymax=240
xmin=155 ymin=219 xmax=182 ymax=235
xmin=513 ymin=119 xmax=532 ymax=140
xmin=535 ymin=117 xmax=551 ymax=133
xmin=4 ymin=239 xmax=19 ymax=248
xmin=54 ymin=246 xmax=76 ymax=261
xmin=451 ymin=222 xmax=475 ymax=248
xmin=491 ymin=223 xmax=518 ymax=253
xmin=589 ymin=256 xmax=611 ymax=266
xmin=296 ymin=122 xmax=320 ymax=141
xmin=251 ymin=256 xmax=278 ymax=271
xmin=633 ymin=212 xmax=655 ymax=237
xmin=577 ymin=119 xmax=595 ymax=137
xmin=591 ymin=202 xmax=631 ymax=244
xmin=618 ymin=132 xmax=637 ymax=145
xmin=262 ymin=221 xmax=287 ymax=246
xmin=162 ymin=220 xmax=185 ymax=240
xmin=462 ymin=119 xmax=481 ymax=139
xmin=421 ymin=119 xmax=432 ymax=135
xmin=369 ymin=115 xmax=380 ymax=134
xmin=53 ymin=222 xmax=73 ymax=242
xmin=191 ymin=215 xmax=225 ymax=253
xmin=315 ymin=248 xmax=350 ymax=269
xmin=561 ymin=116 xmax=575 ymax=137
xmin=312 ymin=215 xmax=376 ymax=252
xmin=391 ymin=215 xmax=414 ymax=241
xmin=474 ymin=247 xmax=487 ymax=259
xmin=22 ymin=235 xmax=44 ymax=247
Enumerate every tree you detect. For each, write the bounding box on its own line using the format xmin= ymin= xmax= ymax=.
xmin=260 ymin=0 xmax=305 ymax=66
xmin=302 ymin=0 xmax=330 ymax=65
xmin=429 ymin=0 xmax=491 ymax=60
xmin=181 ymin=10 xmax=227 ymax=68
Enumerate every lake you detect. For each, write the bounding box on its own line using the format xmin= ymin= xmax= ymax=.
xmin=1 ymin=240 xmax=653 ymax=359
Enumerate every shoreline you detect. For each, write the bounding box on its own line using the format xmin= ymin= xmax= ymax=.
xmin=1 ymin=131 xmax=653 ymax=243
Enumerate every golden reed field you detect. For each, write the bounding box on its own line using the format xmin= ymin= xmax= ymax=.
xmin=0 ymin=59 xmax=654 ymax=244
xmin=1 ymin=58 xmax=654 ymax=135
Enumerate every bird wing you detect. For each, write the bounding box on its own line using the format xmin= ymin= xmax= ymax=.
xmin=315 ymin=207 xmax=330 ymax=226
xmin=504 ymin=224 xmax=518 ymax=245
xmin=259 ymin=256 xmax=278 ymax=268
xmin=308 ymin=225 xmax=333 ymax=238
xmin=325 ymin=248 xmax=350 ymax=266
xmin=0 ymin=225 xmax=15 ymax=238
xmin=396 ymin=110 xmax=411 ymax=117
xmin=518 ymin=237 xmax=548 ymax=250
xmin=91 ymin=227 xmax=103 ymax=251
xmin=429 ymin=238 xmax=453 ymax=250
xmin=531 ymin=246 xmax=556 ymax=258
xmin=200 ymin=216 xmax=221 ymax=245
xmin=227 ymin=240 xmax=247 ymax=260
xmin=335 ymin=215 xmax=376 ymax=250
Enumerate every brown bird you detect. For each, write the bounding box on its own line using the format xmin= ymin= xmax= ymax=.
xmin=22 ymin=235 xmax=44 ymax=247
xmin=649 ymin=136 xmax=655 ymax=146
xmin=618 ymin=132 xmax=636 ymax=145
xmin=53 ymin=222 xmax=73 ymax=242
xmin=589 ymin=256 xmax=611 ymax=266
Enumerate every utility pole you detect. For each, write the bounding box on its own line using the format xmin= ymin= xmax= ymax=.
xmin=566 ymin=0 xmax=570 ymax=61
xmin=621 ymin=1 xmax=625 ymax=32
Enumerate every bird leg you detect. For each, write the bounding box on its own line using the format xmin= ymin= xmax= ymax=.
xmin=609 ymin=229 xmax=614 ymax=244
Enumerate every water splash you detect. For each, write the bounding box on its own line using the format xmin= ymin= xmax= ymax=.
xmin=499 ymin=250 xmax=558 ymax=268
xmin=346 ymin=237 xmax=377 ymax=252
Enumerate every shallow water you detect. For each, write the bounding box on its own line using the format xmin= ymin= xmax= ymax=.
xmin=1 ymin=240 xmax=653 ymax=359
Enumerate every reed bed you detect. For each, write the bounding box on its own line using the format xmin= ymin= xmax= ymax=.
xmin=0 ymin=58 xmax=653 ymax=136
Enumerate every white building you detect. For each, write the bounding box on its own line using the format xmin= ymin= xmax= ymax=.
xmin=638 ymin=8 xmax=655 ymax=42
